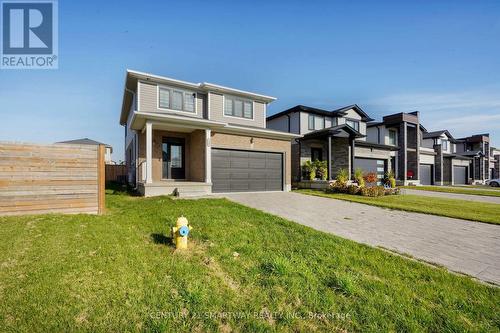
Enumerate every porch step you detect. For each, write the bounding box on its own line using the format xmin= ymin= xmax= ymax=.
xmin=138 ymin=182 xmax=212 ymax=197
xmin=175 ymin=186 xmax=211 ymax=198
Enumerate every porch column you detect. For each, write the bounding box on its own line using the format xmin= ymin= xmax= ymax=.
xmin=145 ymin=121 xmax=153 ymax=184
xmin=350 ymin=138 xmax=356 ymax=179
xmin=327 ymin=136 xmax=332 ymax=180
xmin=205 ymin=129 xmax=212 ymax=183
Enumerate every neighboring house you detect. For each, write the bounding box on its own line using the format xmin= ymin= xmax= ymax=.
xmin=490 ymin=147 xmax=500 ymax=179
xmin=57 ymin=138 xmax=114 ymax=164
xmin=420 ymin=130 xmax=471 ymax=185
xmin=453 ymin=134 xmax=491 ymax=184
xmin=366 ymin=112 xmax=425 ymax=185
xmin=267 ymin=104 xmax=401 ymax=185
xmin=120 ymin=70 xmax=298 ymax=197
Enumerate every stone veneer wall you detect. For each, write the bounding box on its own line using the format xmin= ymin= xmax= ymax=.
xmin=297 ymin=137 xmax=350 ymax=180
xmin=331 ymin=137 xmax=350 ymax=179
xmin=397 ymin=123 xmax=407 ymax=181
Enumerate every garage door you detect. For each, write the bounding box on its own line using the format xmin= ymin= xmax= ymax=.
xmin=212 ymin=149 xmax=283 ymax=193
xmin=420 ymin=164 xmax=432 ymax=185
xmin=354 ymin=158 xmax=385 ymax=185
xmin=453 ymin=166 xmax=467 ymax=185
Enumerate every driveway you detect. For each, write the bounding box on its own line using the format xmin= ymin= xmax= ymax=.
xmin=224 ymin=192 xmax=500 ymax=285
xmin=402 ymin=188 xmax=500 ymax=204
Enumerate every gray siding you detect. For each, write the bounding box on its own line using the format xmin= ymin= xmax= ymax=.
xmin=209 ymin=92 xmax=266 ymax=128
xmin=267 ymin=116 xmax=289 ymax=132
xmin=138 ymin=81 xmax=204 ymax=119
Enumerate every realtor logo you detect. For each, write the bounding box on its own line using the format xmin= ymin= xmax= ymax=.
xmin=1 ymin=0 xmax=58 ymax=69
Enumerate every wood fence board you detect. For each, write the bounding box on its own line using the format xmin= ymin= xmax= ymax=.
xmin=0 ymin=142 xmax=105 ymax=216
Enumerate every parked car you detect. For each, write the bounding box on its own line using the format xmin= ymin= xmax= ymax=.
xmin=487 ymin=179 xmax=500 ymax=187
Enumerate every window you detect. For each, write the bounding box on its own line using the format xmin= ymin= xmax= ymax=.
xmin=389 ymin=130 xmax=397 ymax=145
xmin=308 ymin=114 xmax=325 ymax=130
xmin=158 ymin=86 xmax=196 ymax=113
xmin=441 ymin=139 xmax=448 ymax=151
xmin=224 ymin=95 xmax=253 ymax=119
xmin=346 ymin=119 xmax=360 ymax=131
xmin=308 ymin=114 xmax=315 ymax=130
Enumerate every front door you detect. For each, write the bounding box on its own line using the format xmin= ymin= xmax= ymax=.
xmin=162 ymin=138 xmax=185 ymax=179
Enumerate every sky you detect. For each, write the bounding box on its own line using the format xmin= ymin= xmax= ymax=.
xmin=1 ymin=0 xmax=499 ymax=161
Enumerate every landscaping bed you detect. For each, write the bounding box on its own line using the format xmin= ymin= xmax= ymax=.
xmin=0 ymin=190 xmax=498 ymax=331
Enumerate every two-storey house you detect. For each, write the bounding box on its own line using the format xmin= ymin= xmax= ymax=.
xmin=120 ymin=70 xmax=298 ymax=196
xmin=267 ymin=104 xmax=399 ymax=185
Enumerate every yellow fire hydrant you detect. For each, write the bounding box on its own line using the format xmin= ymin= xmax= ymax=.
xmin=171 ymin=216 xmax=192 ymax=249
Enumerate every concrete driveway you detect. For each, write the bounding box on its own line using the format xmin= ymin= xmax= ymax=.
xmin=224 ymin=192 xmax=500 ymax=285
xmin=402 ymin=188 xmax=500 ymax=204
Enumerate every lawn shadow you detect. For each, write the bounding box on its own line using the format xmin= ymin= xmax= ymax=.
xmin=106 ymin=181 xmax=141 ymax=196
xmin=151 ymin=233 xmax=173 ymax=246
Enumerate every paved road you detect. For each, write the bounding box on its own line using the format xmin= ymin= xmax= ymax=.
xmin=402 ymin=188 xmax=500 ymax=204
xmin=224 ymin=192 xmax=500 ymax=285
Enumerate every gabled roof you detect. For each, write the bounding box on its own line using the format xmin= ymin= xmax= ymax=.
xmin=266 ymin=105 xmax=331 ymax=121
xmin=267 ymin=104 xmax=374 ymax=122
xmin=422 ymin=130 xmax=457 ymax=142
xmin=301 ymin=124 xmax=365 ymax=140
xmin=120 ymin=69 xmax=276 ymax=125
xmin=331 ymin=104 xmax=374 ymax=121
xmin=57 ymin=138 xmax=113 ymax=151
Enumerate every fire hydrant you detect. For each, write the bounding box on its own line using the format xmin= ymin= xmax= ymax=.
xmin=171 ymin=216 xmax=192 ymax=249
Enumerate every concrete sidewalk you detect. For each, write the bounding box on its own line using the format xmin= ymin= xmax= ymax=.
xmin=224 ymin=191 xmax=500 ymax=285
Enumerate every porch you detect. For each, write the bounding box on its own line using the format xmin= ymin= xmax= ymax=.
xmin=293 ymin=125 xmax=362 ymax=187
xmin=136 ymin=120 xmax=215 ymax=197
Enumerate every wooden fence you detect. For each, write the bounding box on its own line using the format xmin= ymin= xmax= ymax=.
xmin=105 ymin=164 xmax=127 ymax=183
xmin=0 ymin=142 xmax=105 ymax=216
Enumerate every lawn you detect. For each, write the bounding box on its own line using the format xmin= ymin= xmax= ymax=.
xmin=404 ymin=185 xmax=500 ymax=197
xmin=0 ymin=189 xmax=499 ymax=332
xmin=297 ymin=189 xmax=500 ymax=225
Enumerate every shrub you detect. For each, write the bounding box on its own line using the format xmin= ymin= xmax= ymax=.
xmin=360 ymin=186 xmax=387 ymax=197
xmin=302 ymin=160 xmax=317 ymax=180
xmin=354 ymin=168 xmax=365 ymax=187
xmin=314 ymin=160 xmax=328 ymax=181
xmin=336 ymin=168 xmax=349 ymax=186
xmin=327 ymin=182 xmax=348 ymax=194
xmin=384 ymin=170 xmax=397 ymax=188
xmin=363 ymin=172 xmax=378 ymax=184
xmin=346 ymin=185 xmax=360 ymax=195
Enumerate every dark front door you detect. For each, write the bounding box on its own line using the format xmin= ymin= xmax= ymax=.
xmin=311 ymin=148 xmax=323 ymax=161
xmin=162 ymin=138 xmax=185 ymax=179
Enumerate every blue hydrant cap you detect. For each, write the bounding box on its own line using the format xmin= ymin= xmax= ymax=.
xmin=179 ymin=225 xmax=189 ymax=237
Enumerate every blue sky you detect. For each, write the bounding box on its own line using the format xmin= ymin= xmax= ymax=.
xmin=1 ymin=0 xmax=499 ymax=160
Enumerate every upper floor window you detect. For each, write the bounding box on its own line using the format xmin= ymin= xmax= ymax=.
xmin=389 ymin=129 xmax=397 ymax=145
xmin=308 ymin=114 xmax=325 ymax=130
xmin=159 ymin=86 xmax=195 ymax=113
xmin=441 ymin=139 xmax=448 ymax=151
xmin=346 ymin=119 xmax=360 ymax=131
xmin=224 ymin=95 xmax=253 ymax=119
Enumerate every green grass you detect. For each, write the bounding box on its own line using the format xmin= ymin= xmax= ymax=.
xmin=403 ymin=185 xmax=500 ymax=197
xmin=296 ymin=189 xmax=500 ymax=225
xmin=0 ymin=188 xmax=498 ymax=332
xmin=455 ymin=185 xmax=500 ymax=191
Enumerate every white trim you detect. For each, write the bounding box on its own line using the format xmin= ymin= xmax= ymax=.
xmin=208 ymin=92 xmax=211 ymax=120
xmin=205 ymin=129 xmax=212 ymax=183
xmin=137 ymin=81 xmax=141 ymax=112
xmin=222 ymin=94 xmax=255 ymax=121
xmin=127 ymin=69 xmax=276 ymax=102
xmin=156 ymin=84 xmax=197 ymax=115
xmin=146 ymin=122 xmax=153 ymax=184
